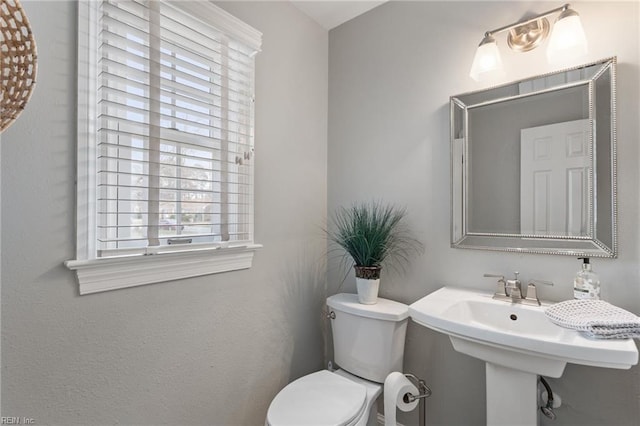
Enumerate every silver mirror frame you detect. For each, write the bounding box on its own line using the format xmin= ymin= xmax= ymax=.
xmin=451 ymin=57 xmax=617 ymax=257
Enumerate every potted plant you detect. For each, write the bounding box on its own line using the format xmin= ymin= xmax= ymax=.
xmin=326 ymin=201 xmax=424 ymax=304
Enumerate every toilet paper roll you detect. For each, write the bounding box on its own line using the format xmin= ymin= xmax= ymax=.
xmin=384 ymin=372 xmax=419 ymax=426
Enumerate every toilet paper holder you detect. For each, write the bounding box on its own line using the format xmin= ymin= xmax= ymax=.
xmin=400 ymin=373 xmax=431 ymax=426
xmin=402 ymin=373 xmax=432 ymax=403
xmin=402 ymin=373 xmax=431 ymax=426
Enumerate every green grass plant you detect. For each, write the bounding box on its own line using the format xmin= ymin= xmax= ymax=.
xmin=327 ymin=201 xmax=423 ymax=279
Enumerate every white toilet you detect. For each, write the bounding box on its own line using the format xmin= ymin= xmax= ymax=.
xmin=266 ymin=293 xmax=409 ymax=426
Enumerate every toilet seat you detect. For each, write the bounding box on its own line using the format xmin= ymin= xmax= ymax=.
xmin=266 ymin=370 xmax=368 ymax=426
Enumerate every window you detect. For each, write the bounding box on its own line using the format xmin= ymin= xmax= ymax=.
xmin=67 ymin=1 xmax=262 ymax=294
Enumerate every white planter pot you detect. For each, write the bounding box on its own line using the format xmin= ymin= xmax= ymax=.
xmin=356 ymin=278 xmax=380 ymax=304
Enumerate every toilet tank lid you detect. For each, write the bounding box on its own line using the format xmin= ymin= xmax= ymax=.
xmin=327 ymin=293 xmax=409 ymax=321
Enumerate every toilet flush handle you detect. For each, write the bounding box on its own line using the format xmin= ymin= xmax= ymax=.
xmin=327 ymin=310 xmax=336 ymax=320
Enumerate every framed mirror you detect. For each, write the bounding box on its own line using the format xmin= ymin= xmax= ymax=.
xmin=451 ymin=57 xmax=616 ymax=257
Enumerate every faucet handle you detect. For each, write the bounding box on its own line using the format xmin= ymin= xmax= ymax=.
xmin=530 ymin=279 xmax=554 ymax=287
xmin=484 ymin=274 xmax=507 ymax=298
xmin=483 ymin=273 xmax=505 ymax=280
xmin=525 ymin=280 xmax=553 ymax=306
xmin=524 ymin=283 xmax=542 ymax=306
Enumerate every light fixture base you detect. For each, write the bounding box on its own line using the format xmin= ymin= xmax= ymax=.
xmin=507 ymin=17 xmax=550 ymax=52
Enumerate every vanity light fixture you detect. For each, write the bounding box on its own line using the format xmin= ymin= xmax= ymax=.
xmin=469 ymin=3 xmax=588 ymax=82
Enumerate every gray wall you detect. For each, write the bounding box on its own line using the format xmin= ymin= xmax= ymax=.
xmin=1 ymin=1 xmax=328 ymax=424
xmin=329 ymin=1 xmax=640 ymax=425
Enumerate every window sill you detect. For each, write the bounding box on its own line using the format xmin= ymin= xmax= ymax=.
xmin=65 ymin=244 xmax=262 ymax=295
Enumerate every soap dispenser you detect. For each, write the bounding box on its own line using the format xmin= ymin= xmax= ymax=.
xmin=573 ymin=257 xmax=601 ymax=300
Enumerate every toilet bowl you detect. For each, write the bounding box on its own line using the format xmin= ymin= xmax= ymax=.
xmin=266 ymin=369 xmax=381 ymax=426
xmin=266 ymin=293 xmax=409 ymax=426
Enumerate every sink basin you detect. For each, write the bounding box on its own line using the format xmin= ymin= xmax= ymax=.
xmin=409 ymin=286 xmax=639 ymax=377
xmin=410 ymin=286 xmax=638 ymax=425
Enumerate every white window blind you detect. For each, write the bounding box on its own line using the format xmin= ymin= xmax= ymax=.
xmin=96 ymin=0 xmax=260 ymax=257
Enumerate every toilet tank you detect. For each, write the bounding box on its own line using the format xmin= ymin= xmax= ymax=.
xmin=326 ymin=293 xmax=409 ymax=383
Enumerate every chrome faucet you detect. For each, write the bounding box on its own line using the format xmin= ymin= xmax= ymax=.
xmin=505 ymin=272 xmax=522 ymax=299
xmin=484 ymin=273 xmax=553 ymax=306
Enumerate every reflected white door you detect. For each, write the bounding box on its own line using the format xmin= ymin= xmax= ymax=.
xmin=520 ymin=119 xmax=590 ymax=236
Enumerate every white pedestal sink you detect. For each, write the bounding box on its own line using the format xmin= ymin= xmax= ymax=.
xmin=409 ymin=287 xmax=639 ymax=426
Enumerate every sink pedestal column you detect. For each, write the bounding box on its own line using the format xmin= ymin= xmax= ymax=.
xmin=486 ymin=363 xmax=538 ymax=426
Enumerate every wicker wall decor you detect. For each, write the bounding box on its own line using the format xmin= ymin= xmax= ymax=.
xmin=0 ymin=0 xmax=37 ymax=133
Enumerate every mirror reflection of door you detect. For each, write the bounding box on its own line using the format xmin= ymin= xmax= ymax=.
xmin=520 ymin=119 xmax=591 ymax=236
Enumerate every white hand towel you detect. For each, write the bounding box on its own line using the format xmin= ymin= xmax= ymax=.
xmin=545 ymin=299 xmax=640 ymax=339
